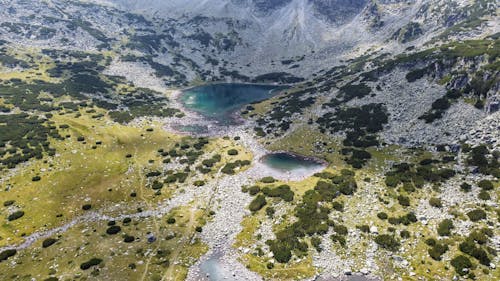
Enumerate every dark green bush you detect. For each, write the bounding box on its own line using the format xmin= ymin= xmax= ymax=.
xmin=260 ymin=177 xmax=276 ymax=183
xmin=332 ymin=201 xmax=344 ymax=212
xmin=80 ymin=258 xmax=103 ymax=270
xmin=7 ymin=210 xmax=24 ymax=221
xmin=478 ymin=191 xmax=491 ymax=200
xmin=429 ymin=197 xmax=442 ymax=208
xmin=333 ymin=224 xmax=348 ymax=236
xmin=467 ymin=209 xmax=487 ymax=222
xmin=262 ymin=185 xmax=294 ymax=202
xmin=357 ymin=225 xmax=370 ymax=233
xmin=269 ymin=242 xmax=292 ymax=263
xmin=106 ymin=225 xmax=121 ymax=235
xmin=377 ymin=212 xmax=388 ymax=220
xmin=0 ymin=249 xmax=17 ymax=262
xmin=42 ymin=238 xmax=57 ymax=248
xmin=400 ymin=230 xmax=411 ymax=239
xmin=460 ymin=182 xmax=472 ymax=192
xmin=428 ymin=243 xmax=448 ymax=261
xmin=451 ymin=255 xmax=472 ymax=276
xmin=248 ymin=185 xmax=260 ymax=196
xmin=374 ymin=234 xmax=400 ymax=251
xmin=478 ymin=180 xmax=493 ymax=190
xmin=122 ymin=236 xmax=134 ymax=244
xmin=397 ymin=195 xmax=410 ymax=207
xmin=437 ymin=219 xmax=454 ymax=236
xmin=265 ymin=207 xmax=275 ymax=218
xmin=3 ymin=200 xmax=15 ymax=207
xmin=249 ymin=195 xmax=267 ymax=212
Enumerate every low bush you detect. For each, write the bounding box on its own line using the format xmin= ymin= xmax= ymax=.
xmin=429 ymin=197 xmax=442 ymax=208
xmin=428 ymin=243 xmax=448 ymax=260
xmin=375 ymin=234 xmax=400 ymax=251
xmin=0 ymin=249 xmax=16 ymax=262
xmin=7 ymin=210 xmax=24 ymax=221
xmin=80 ymin=258 xmax=103 ymax=270
xmin=467 ymin=209 xmax=487 ymax=222
xmin=106 ymin=225 xmax=121 ymax=235
xmin=249 ymin=195 xmax=267 ymax=212
xmin=451 ymin=255 xmax=472 ymax=276
xmin=437 ymin=219 xmax=454 ymax=236
xmin=42 ymin=238 xmax=57 ymax=248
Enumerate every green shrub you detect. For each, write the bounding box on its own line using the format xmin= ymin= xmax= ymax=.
xmin=356 ymin=225 xmax=370 ymax=233
xmin=331 ymin=235 xmax=346 ymax=247
xmin=459 ymin=238 xmax=476 ymax=256
xmin=0 ymin=249 xmax=17 ymax=262
xmin=123 ymin=235 xmax=134 ymax=243
xmin=437 ymin=219 xmax=454 ymax=236
xmin=375 ymin=234 xmax=400 ymax=251
xmin=450 ymin=255 xmax=472 ymax=276
xmin=80 ymin=258 xmax=103 ymax=270
xmin=471 ymin=247 xmax=491 ymax=265
xmin=429 ymin=197 xmax=442 ymax=208
xmin=388 ymin=217 xmax=401 ymax=225
xmin=3 ymin=200 xmax=14 ymax=207
xmin=377 ymin=212 xmax=388 ymax=220
xmin=167 ymin=218 xmax=176 ymax=224
xmin=425 ymin=238 xmax=437 ymax=246
xmin=397 ymin=195 xmax=410 ymax=207
xmin=478 ymin=191 xmax=491 ymax=200
xmin=311 ymin=236 xmax=322 ymax=252
xmin=460 ymin=182 xmax=472 ymax=192
xmin=332 ymin=201 xmax=344 ymax=212
xmin=269 ymin=242 xmax=292 ymax=263
xmin=260 ymin=177 xmax=276 ymax=183
xmin=7 ymin=210 xmax=24 ymax=221
xmin=428 ymin=243 xmax=448 ymax=261
xmin=42 ymin=238 xmax=57 ymax=248
xmin=478 ymin=180 xmax=493 ymax=190
xmin=248 ymin=185 xmax=260 ymax=196
xmin=400 ymin=230 xmax=411 ymax=239
xmin=265 ymin=207 xmax=275 ymax=218
xmin=227 ymin=149 xmax=238 ymax=156
xmin=249 ymin=195 xmax=267 ymax=212
xmin=333 ymin=224 xmax=348 ymax=236
xmin=106 ymin=225 xmax=121 ymax=235
xmin=385 ymin=176 xmax=399 ymax=187
xmin=193 ymin=180 xmax=205 ymax=187
xmin=262 ymin=185 xmax=294 ymax=202
xmin=467 ymin=209 xmax=487 ymax=222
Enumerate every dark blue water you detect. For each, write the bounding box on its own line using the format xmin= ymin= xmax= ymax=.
xmin=261 ymin=152 xmax=325 ymax=173
xmin=181 ymin=83 xmax=283 ymax=124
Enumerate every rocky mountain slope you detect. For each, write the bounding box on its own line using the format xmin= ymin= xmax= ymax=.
xmin=0 ymin=1 xmax=499 ymax=281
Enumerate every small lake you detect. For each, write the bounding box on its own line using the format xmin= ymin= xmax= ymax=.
xmin=181 ymin=83 xmax=284 ymax=124
xmin=260 ymin=152 xmax=326 ymax=179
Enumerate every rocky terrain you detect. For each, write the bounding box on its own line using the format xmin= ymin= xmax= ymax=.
xmin=0 ymin=0 xmax=499 ymax=281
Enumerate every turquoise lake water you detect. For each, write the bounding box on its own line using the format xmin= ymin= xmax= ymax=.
xmin=181 ymin=83 xmax=283 ymax=124
xmin=261 ymin=152 xmax=325 ymax=172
